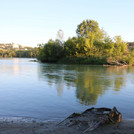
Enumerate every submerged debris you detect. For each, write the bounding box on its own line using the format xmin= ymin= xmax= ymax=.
xmin=57 ymin=107 xmax=122 ymax=133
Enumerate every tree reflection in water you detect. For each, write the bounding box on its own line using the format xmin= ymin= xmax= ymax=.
xmin=38 ymin=64 xmax=130 ymax=105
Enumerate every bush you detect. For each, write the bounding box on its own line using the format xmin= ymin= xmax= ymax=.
xmin=37 ymin=39 xmax=64 ymax=62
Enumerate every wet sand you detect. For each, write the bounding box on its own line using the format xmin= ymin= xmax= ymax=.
xmin=0 ymin=118 xmax=134 ymax=134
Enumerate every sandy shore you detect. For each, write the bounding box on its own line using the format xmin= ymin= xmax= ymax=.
xmin=0 ymin=117 xmax=133 ymax=134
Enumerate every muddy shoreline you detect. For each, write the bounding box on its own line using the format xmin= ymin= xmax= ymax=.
xmin=0 ymin=117 xmax=133 ymax=134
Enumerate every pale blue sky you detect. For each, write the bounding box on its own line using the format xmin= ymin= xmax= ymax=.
xmin=0 ymin=0 xmax=133 ymax=46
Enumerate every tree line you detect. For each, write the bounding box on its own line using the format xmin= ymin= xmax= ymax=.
xmin=38 ymin=19 xmax=134 ymax=65
xmin=0 ymin=48 xmax=39 ymax=58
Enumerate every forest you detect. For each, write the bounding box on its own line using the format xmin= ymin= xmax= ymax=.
xmin=37 ymin=19 xmax=134 ymax=65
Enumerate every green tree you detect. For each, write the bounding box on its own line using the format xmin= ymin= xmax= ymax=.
xmin=38 ymin=39 xmax=64 ymax=62
xmin=64 ymin=37 xmax=78 ymax=56
xmin=112 ymin=36 xmax=128 ymax=60
xmin=76 ymin=19 xmax=104 ymax=55
xmin=94 ymin=36 xmax=114 ymax=56
xmin=76 ymin=19 xmax=103 ymax=43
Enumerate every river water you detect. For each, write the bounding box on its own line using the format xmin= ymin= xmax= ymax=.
xmin=0 ymin=58 xmax=134 ymax=120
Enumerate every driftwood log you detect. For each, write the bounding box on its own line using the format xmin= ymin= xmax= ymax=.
xmin=57 ymin=107 xmax=122 ymax=133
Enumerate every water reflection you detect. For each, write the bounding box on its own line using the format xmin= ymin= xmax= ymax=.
xmin=0 ymin=58 xmax=20 ymax=76
xmin=13 ymin=58 xmax=19 ymax=76
xmin=38 ymin=64 xmax=132 ymax=105
xmin=106 ymin=66 xmax=127 ymax=91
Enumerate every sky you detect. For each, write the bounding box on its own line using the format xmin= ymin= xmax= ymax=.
xmin=0 ymin=0 xmax=134 ymax=47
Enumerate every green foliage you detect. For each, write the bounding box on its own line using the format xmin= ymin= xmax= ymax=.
xmin=37 ymin=39 xmax=64 ymax=62
xmin=112 ymin=36 xmax=128 ymax=58
xmin=16 ymin=50 xmax=31 ymax=58
xmin=38 ymin=19 xmax=133 ymax=65
xmin=0 ymin=48 xmax=38 ymax=58
xmin=75 ymin=19 xmax=108 ymax=56
xmin=76 ymin=37 xmax=91 ymax=56
xmin=124 ymin=51 xmax=134 ymax=65
xmin=64 ymin=37 xmax=78 ymax=56
xmin=94 ymin=37 xmax=114 ymax=56
xmin=76 ymin=19 xmax=104 ymax=42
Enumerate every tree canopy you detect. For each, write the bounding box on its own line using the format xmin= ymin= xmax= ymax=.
xmin=37 ymin=19 xmax=133 ymax=65
xmin=76 ymin=19 xmax=103 ymax=41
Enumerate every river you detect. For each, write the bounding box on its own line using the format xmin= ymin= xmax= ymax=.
xmin=0 ymin=58 xmax=134 ymax=120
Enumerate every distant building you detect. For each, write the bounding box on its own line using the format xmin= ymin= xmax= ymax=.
xmin=128 ymin=42 xmax=134 ymax=46
xmin=128 ymin=42 xmax=134 ymax=49
xmin=0 ymin=43 xmax=13 ymax=50
xmin=12 ymin=43 xmax=21 ymax=50
xmin=0 ymin=43 xmax=34 ymax=51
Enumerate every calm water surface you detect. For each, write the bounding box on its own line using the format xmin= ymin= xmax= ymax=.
xmin=0 ymin=58 xmax=134 ymax=120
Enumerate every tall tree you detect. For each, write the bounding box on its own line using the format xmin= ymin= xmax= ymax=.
xmin=76 ymin=19 xmax=103 ymax=40
xmin=113 ymin=36 xmax=128 ymax=58
xmin=76 ymin=19 xmax=104 ymax=52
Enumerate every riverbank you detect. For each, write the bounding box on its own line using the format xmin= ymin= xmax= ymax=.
xmin=41 ymin=56 xmax=132 ymax=66
xmin=57 ymin=56 xmax=107 ymax=65
xmin=0 ymin=118 xmax=134 ymax=134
